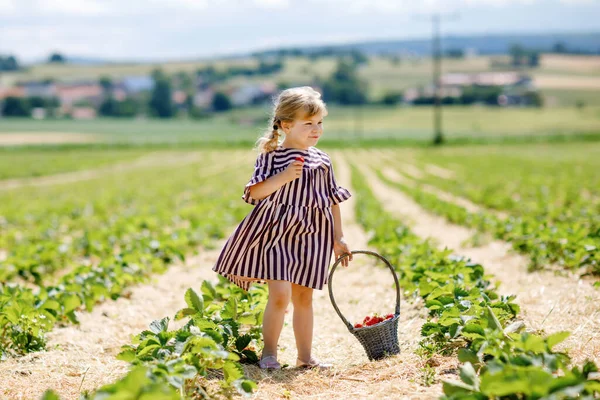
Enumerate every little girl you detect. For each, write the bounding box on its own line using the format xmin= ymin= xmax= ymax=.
xmin=212 ymin=86 xmax=352 ymax=370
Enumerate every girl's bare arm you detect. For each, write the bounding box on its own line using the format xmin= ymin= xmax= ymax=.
xmin=332 ymin=204 xmax=352 ymax=267
xmin=249 ymin=160 xmax=303 ymax=201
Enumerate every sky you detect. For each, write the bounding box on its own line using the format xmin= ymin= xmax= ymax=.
xmin=1 ymin=0 xmax=599 ymax=62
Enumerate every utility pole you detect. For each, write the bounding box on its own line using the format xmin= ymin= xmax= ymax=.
xmin=432 ymin=13 xmax=443 ymax=145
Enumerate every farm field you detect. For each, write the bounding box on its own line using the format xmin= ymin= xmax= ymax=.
xmin=0 ymin=140 xmax=598 ymax=399
xmin=1 ymin=105 xmax=600 ymax=147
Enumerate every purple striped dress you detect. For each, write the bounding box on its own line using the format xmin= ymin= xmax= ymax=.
xmin=212 ymin=146 xmax=351 ymax=291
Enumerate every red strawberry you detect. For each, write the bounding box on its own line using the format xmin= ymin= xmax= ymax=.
xmin=386 ymin=314 xmax=394 ymax=320
xmin=295 ymin=156 xmax=305 ymax=162
xmin=354 ymin=323 xmax=363 ymax=329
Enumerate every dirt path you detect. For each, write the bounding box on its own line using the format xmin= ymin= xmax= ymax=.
xmin=0 ymin=151 xmax=219 ymax=191
xmin=361 ymin=162 xmax=600 ymax=366
xmin=246 ymin=153 xmax=445 ymax=400
xmin=0 ymin=247 xmax=224 ymax=399
xmin=375 ymin=153 xmax=508 ymax=219
xmin=0 ymin=133 xmax=100 ymax=146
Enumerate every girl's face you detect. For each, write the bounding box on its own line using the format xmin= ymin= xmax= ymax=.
xmin=281 ymin=112 xmax=324 ymax=150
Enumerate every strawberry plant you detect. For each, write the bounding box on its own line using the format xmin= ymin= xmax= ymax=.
xmin=350 ymin=163 xmax=600 ymax=399
xmin=0 ymin=155 xmax=252 ymax=357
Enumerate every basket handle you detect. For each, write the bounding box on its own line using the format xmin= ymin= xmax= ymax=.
xmin=328 ymin=250 xmax=401 ymax=333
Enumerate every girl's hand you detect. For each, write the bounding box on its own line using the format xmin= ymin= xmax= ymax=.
xmin=282 ymin=157 xmax=304 ymax=182
xmin=334 ymin=237 xmax=352 ymax=267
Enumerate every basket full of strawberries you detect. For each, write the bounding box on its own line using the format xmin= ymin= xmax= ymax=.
xmin=328 ymin=250 xmax=401 ymax=361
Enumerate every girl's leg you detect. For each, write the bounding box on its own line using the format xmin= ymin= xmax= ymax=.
xmin=291 ymin=283 xmax=314 ymax=362
xmin=262 ymin=280 xmax=292 ymax=358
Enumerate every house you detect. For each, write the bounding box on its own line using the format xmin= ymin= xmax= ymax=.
xmin=113 ymin=76 xmax=154 ymax=96
xmin=70 ymin=107 xmax=97 ymax=120
xmin=0 ymin=86 xmax=25 ymax=100
xmin=18 ymin=81 xmax=57 ymax=98
xmin=230 ymin=82 xmax=277 ymax=107
xmin=406 ymin=72 xmax=536 ymax=106
xmin=56 ymin=81 xmax=103 ymax=109
xmin=440 ymin=72 xmax=533 ymax=88
xmin=194 ymin=89 xmax=214 ymax=108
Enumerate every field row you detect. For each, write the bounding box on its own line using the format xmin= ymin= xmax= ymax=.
xmin=0 ymin=151 xmax=254 ymax=358
xmin=362 ymin=143 xmax=600 ymax=276
xmin=349 ymin=162 xmax=600 ymax=399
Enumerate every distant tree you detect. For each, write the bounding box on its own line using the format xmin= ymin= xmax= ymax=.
xmin=528 ymin=52 xmax=540 ymax=68
xmin=100 ymin=97 xmax=138 ymax=117
xmin=2 ymin=97 xmax=30 ymax=117
xmin=349 ymin=50 xmax=369 ymax=66
xmin=322 ymin=60 xmax=368 ymax=105
xmin=148 ymin=70 xmax=174 ymax=118
xmin=552 ymin=42 xmax=568 ymax=54
xmin=28 ymin=96 xmax=47 ymax=108
xmin=99 ymin=97 xmax=119 ymax=116
xmin=175 ymin=71 xmax=194 ymax=92
xmin=446 ymin=48 xmax=465 ymax=58
xmin=381 ymin=92 xmax=403 ymax=106
xmin=99 ymin=76 xmax=113 ymax=93
xmin=509 ymin=44 xmax=527 ymax=67
xmin=0 ymin=55 xmax=20 ymax=71
xmin=48 ymin=53 xmax=66 ymax=63
xmin=509 ymin=44 xmax=540 ymax=68
xmin=212 ymin=92 xmax=232 ymax=112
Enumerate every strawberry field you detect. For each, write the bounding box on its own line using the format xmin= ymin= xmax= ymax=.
xmin=0 ymin=142 xmax=599 ymax=399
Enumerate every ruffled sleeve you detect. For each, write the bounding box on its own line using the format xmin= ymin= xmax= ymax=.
xmin=242 ymin=151 xmax=273 ymax=205
xmin=327 ymin=158 xmax=352 ymax=206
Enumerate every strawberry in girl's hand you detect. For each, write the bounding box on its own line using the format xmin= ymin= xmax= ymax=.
xmin=295 ymin=156 xmax=305 ymax=163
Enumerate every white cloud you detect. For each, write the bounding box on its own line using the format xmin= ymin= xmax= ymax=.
xmin=0 ymin=0 xmax=16 ymax=12
xmin=254 ymin=0 xmax=290 ymax=8
xmin=1 ymin=0 xmax=598 ymax=61
xmin=37 ymin=0 xmax=111 ymax=16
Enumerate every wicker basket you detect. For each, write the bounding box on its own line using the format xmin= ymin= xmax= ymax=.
xmin=328 ymin=250 xmax=401 ymax=361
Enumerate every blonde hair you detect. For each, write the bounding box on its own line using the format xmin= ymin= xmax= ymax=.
xmin=256 ymin=86 xmax=328 ymax=153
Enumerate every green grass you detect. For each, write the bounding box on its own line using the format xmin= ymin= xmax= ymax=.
xmin=1 ymin=106 xmax=599 ymax=148
xmin=0 ymin=148 xmax=150 ymax=180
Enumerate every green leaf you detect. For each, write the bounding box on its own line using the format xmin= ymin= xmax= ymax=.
xmin=241 ymin=380 xmax=257 ymax=393
xmin=174 ymin=307 xmax=197 ymax=321
xmin=460 ymin=362 xmax=480 ymax=389
xmin=235 ymin=334 xmax=252 ymax=352
xmin=546 ymin=331 xmax=570 ymax=350
xmin=62 ymin=294 xmax=81 ymax=314
xmin=193 ymin=318 xmax=218 ymax=331
xmin=241 ymin=349 xmax=259 ymax=363
xmin=185 ymin=288 xmax=204 ymax=314
xmin=117 ymin=349 xmax=137 ymax=362
xmin=223 ymin=361 xmax=244 ymax=383
xmin=442 ymin=379 xmax=475 ymax=396
xmin=421 ymin=322 xmax=442 ymax=336
xmin=458 ymin=349 xmax=481 ymax=366
xmin=201 ymin=280 xmax=218 ymax=302
xmin=137 ymin=344 xmax=160 ymax=357
xmin=150 ymin=317 xmax=170 ymax=334
xmin=485 ymin=305 xmax=503 ymax=331
xmin=41 ymin=299 xmax=61 ymax=311
xmin=463 ymin=324 xmax=485 ymax=336
xmin=40 ymin=390 xmax=61 ymax=400
xmin=221 ymin=297 xmax=238 ymax=320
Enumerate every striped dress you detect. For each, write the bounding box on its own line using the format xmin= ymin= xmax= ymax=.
xmin=212 ymin=145 xmax=351 ymax=291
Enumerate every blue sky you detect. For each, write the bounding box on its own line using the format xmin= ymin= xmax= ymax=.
xmin=1 ymin=0 xmax=599 ymax=62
